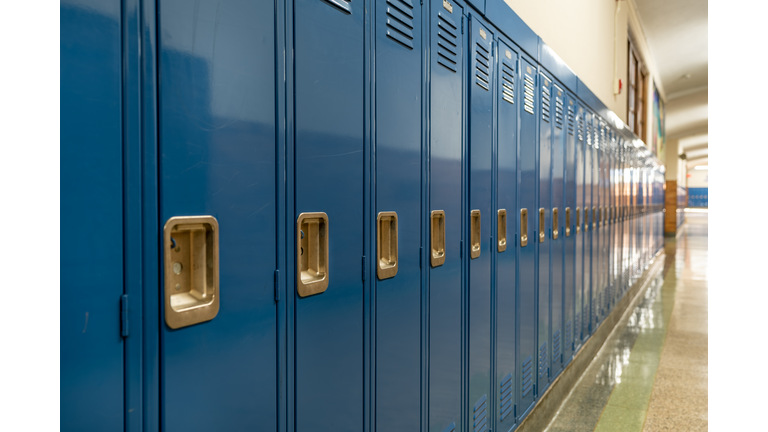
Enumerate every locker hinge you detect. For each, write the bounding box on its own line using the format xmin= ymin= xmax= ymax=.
xmin=419 ymin=247 xmax=423 ymax=268
xmin=120 ymin=294 xmax=129 ymax=338
xmin=274 ymin=270 xmax=280 ymax=302
xmin=362 ymin=256 xmax=366 ymax=281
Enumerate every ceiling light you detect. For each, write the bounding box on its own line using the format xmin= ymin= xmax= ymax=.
xmin=694 ymin=165 xmax=708 ymax=170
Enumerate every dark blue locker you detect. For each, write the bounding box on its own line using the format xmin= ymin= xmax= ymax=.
xmin=61 ymin=1 xmax=124 ymax=430
xmin=562 ymin=93 xmax=577 ymax=363
xmin=574 ymin=104 xmax=586 ymax=346
xmin=494 ymin=37 xmax=518 ymax=431
xmin=374 ymin=0 xmax=423 ymax=429
xmin=294 ymin=0 xmax=365 ymax=429
xmin=536 ymin=71 xmax=553 ymax=394
xmin=590 ymin=115 xmax=599 ymax=329
xmin=583 ymin=111 xmax=593 ymax=335
xmin=598 ymin=129 xmax=607 ymax=317
xmin=429 ymin=0 xmax=465 ymax=430
xmin=549 ymin=82 xmax=565 ymax=378
xmin=467 ymin=15 xmax=494 ymax=432
xmin=517 ymin=56 xmax=538 ymax=419
xmin=157 ymin=0 xmax=278 ymax=429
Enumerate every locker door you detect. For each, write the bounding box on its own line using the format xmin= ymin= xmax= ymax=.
xmin=517 ymin=57 xmax=538 ymax=418
xmin=583 ymin=112 xmax=593 ymax=335
xmin=158 ymin=0 xmax=277 ymax=430
xmin=429 ymin=0 xmax=465 ymax=430
xmin=294 ymin=0 xmax=365 ymax=429
xmin=574 ymin=105 xmax=586 ymax=345
xmin=467 ymin=15 xmax=494 ymax=431
xmin=549 ymin=83 xmax=565 ymax=377
xmin=563 ymin=94 xmax=577 ymax=363
xmin=494 ymin=39 xmax=518 ymax=431
xmin=536 ymin=71 xmax=553 ymax=394
xmin=61 ymin=1 xmax=124 ymax=430
xmin=590 ymin=117 xmax=599 ymax=329
xmin=374 ymin=0 xmax=423 ymax=429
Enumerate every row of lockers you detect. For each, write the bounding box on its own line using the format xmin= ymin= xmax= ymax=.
xmin=60 ymin=0 xmax=666 ymax=431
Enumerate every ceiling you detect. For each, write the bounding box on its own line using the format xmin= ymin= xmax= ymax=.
xmin=632 ymin=0 xmax=708 ymax=166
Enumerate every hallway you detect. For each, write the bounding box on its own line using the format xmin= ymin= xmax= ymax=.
xmin=546 ymin=212 xmax=708 ymax=431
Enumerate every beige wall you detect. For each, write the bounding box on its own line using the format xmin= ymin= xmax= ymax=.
xmin=502 ymin=0 xmax=664 ymax=134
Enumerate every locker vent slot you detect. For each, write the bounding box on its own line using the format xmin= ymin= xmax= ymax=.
xmin=441 ymin=422 xmax=456 ymax=432
xmin=565 ymin=319 xmax=573 ymax=350
xmin=321 ymin=0 xmax=352 ymax=14
xmin=552 ymin=330 xmax=561 ymax=365
xmin=385 ymin=0 xmax=415 ymax=49
xmin=522 ymin=355 xmax=533 ymax=397
xmin=499 ymin=373 xmax=513 ymax=421
xmin=567 ymin=103 xmax=575 ymax=135
xmin=541 ymin=85 xmax=551 ymax=122
xmin=554 ymin=88 xmax=564 ymax=129
xmin=473 ymin=394 xmax=488 ymax=432
xmin=437 ymin=11 xmax=458 ymax=73
xmin=574 ymin=312 xmax=581 ymax=341
xmin=501 ymin=62 xmax=515 ymax=104
xmin=475 ymin=41 xmax=490 ymax=91
xmin=586 ymin=122 xmax=592 ymax=146
xmin=523 ymin=74 xmax=535 ymax=114
xmin=538 ymin=342 xmax=548 ymax=379
xmin=577 ymin=112 xmax=584 ymax=141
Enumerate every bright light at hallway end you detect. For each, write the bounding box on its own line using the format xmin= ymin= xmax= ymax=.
xmin=694 ymin=165 xmax=708 ymax=170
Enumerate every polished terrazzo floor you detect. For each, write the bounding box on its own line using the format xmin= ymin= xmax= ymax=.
xmin=546 ymin=211 xmax=708 ymax=432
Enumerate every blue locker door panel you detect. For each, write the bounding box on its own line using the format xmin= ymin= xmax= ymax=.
xmin=563 ymin=94 xmax=576 ymax=362
xmin=495 ymin=39 xmax=517 ymax=431
xmin=536 ymin=71 xmax=552 ymax=393
xmin=429 ymin=0 xmax=464 ymax=430
xmin=374 ymin=0 xmax=422 ymax=430
xmin=158 ymin=1 xmax=277 ymax=430
xmin=591 ymin=118 xmax=599 ymax=328
xmin=517 ymin=57 xmax=537 ymax=418
xmin=294 ymin=0 xmax=365 ymax=429
xmin=549 ymin=83 xmax=565 ymax=377
xmin=574 ymin=105 xmax=585 ymax=344
xmin=61 ymin=2 xmax=124 ymax=430
xmin=583 ymin=112 xmax=593 ymax=335
xmin=467 ymin=15 xmax=494 ymax=429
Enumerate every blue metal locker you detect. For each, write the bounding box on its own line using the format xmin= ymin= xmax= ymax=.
xmin=494 ymin=36 xmax=518 ymax=431
xmin=517 ymin=56 xmax=538 ymax=419
xmin=563 ymin=93 xmax=577 ymax=364
xmin=574 ymin=104 xmax=586 ymax=346
xmin=374 ymin=0 xmax=423 ymax=429
xmin=549 ymin=82 xmax=565 ymax=378
xmin=590 ymin=115 xmax=600 ymax=329
xmin=467 ymin=14 xmax=494 ymax=432
xmin=293 ymin=0 xmax=365 ymax=428
xmin=61 ymin=1 xmax=124 ymax=429
xmin=429 ymin=0 xmax=465 ymax=430
xmin=157 ymin=0 xmax=278 ymax=429
xmin=536 ymin=71 xmax=553 ymax=394
xmin=583 ymin=111 xmax=594 ymax=335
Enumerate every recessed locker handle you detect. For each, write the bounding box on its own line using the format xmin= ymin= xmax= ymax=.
xmin=163 ymin=216 xmax=220 ymax=329
xmin=592 ymin=206 xmax=597 ymax=230
xmin=377 ymin=211 xmax=398 ymax=280
xmin=539 ymin=208 xmax=545 ymax=243
xmin=297 ymin=212 xmax=330 ymax=297
xmin=520 ymin=209 xmax=528 ymax=247
xmin=431 ymin=210 xmax=446 ymax=267
xmin=565 ymin=207 xmax=571 ymax=237
xmin=497 ymin=209 xmax=507 ymax=252
xmin=576 ymin=207 xmax=580 ymax=233
xmin=470 ymin=210 xmax=481 ymax=259
xmin=552 ymin=208 xmax=558 ymax=240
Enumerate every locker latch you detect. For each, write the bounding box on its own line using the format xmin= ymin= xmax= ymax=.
xmin=297 ymin=212 xmax=330 ymax=297
xmin=539 ymin=208 xmax=546 ymax=243
xmin=470 ymin=210 xmax=481 ymax=259
xmin=377 ymin=211 xmax=398 ymax=280
xmin=431 ymin=210 xmax=446 ymax=267
xmin=497 ymin=209 xmax=507 ymax=252
xmin=520 ymin=209 xmax=528 ymax=247
xmin=565 ymin=207 xmax=571 ymax=237
xmin=552 ymin=208 xmax=558 ymax=240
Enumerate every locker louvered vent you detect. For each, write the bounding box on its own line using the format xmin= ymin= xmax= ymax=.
xmin=586 ymin=122 xmax=592 ymax=146
xmin=499 ymin=373 xmax=513 ymax=422
xmin=321 ymin=0 xmax=352 ymax=14
xmin=501 ymin=62 xmax=515 ymax=104
xmin=565 ymin=319 xmax=573 ymax=351
xmin=523 ymin=74 xmax=535 ymax=114
xmin=538 ymin=342 xmax=548 ymax=379
xmin=436 ymin=11 xmax=459 ymax=72
xmin=552 ymin=330 xmax=561 ymax=365
xmin=522 ymin=355 xmax=533 ymax=397
xmin=385 ymin=0 xmax=414 ymax=49
xmin=441 ymin=422 xmax=456 ymax=432
xmin=541 ymin=85 xmax=551 ymax=122
xmin=577 ymin=113 xmax=584 ymax=141
xmin=475 ymin=41 xmax=490 ymax=91
xmin=567 ymin=103 xmax=575 ymax=135
xmin=473 ymin=394 xmax=488 ymax=432
xmin=554 ymin=88 xmax=564 ymax=129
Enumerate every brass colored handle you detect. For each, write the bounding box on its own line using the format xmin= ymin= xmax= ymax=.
xmin=539 ymin=208 xmax=545 ymax=243
xmin=377 ymin=211 xmax=398 ymax=280
xmin=520 ymin=209 xmax=528 ymax=247
xmin=552 ymin=207 xmax=559 ymax=240
xmin=497 ymin=209 xmax=507 ymax=252
xmin=576 ymin=207 xmax=580 ymax=233
xmin=592 ymin=206 xmax=596 ymax=230
xmin=565 ymin=207 xmax=571 ymax=237
xmin=470 ymin=210 xmax=481 ymax=259
xmin=297 ymin=212 xmax=330 ymax=297
xmin=430 ymin=210 xmax=446 ymax=267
